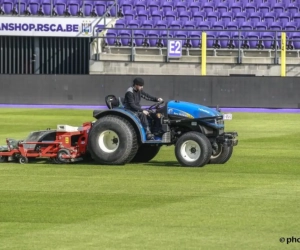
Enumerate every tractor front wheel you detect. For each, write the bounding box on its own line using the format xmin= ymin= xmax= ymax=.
xmin=88 ymin=115 xmax=138 ymax=165
xmin=175 ymin=132 xmax=212 ymax=167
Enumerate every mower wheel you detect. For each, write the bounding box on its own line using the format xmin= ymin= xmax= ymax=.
xmin=208 ymin=145 xmax=233 ymax=164
xmin=88 ymin=115 xmax=138 ymax=165
xmin=175 ymin=132 xmax=212 ymax=167
xmin=56 ymin=149 xmax=71 ymax=163
xmin=131 ymin=145 xmax=161 ymax=163
xmin=0 ymin=156 xmax=7 ymax=163
xmin=19 ymin=156 xmax=28 ymax=164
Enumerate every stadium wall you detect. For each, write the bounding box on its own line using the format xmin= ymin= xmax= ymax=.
xmin=0 ymin=75 xmax=300 ymax=108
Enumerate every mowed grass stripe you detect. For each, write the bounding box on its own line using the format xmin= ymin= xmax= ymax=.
xmin=0 ymin=109 xmax=300 ymax=250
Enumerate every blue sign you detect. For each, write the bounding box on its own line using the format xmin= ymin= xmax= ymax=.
xmin=168 ymin=40 xmax=182 ymax=58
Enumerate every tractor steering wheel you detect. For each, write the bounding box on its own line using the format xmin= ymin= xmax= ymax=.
xmin=147 ymin=100 xmax=164 ymax=112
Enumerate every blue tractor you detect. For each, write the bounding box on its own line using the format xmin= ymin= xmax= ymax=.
xmin=87 ymin=95 xmax=238 ymax=167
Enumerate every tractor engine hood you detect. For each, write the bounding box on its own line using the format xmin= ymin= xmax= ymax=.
xmin=167 ymin=100 xmax=222 ymax=119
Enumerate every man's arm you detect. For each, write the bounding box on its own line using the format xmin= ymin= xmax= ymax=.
xmin=125 ymin=91 xmax=143 ymax=112
xmin=141 ymin=90 xmax=158 ymax=102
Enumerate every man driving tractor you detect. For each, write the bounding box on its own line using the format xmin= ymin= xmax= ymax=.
xmin=123 ymin=77 xmax=163 ymax=140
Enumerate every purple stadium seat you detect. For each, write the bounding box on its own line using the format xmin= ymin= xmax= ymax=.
xmin=206 ymin=31 xmax=216 ymax=48
xmin=119 ymin=30 xmax=132 ymax=46
xmin=183 ymin=20 xmax=196 ymax=29
xmin=261 ymin=32 xmax=275 ymax=49
xmin=257 ymin=2 xmax=270 ymax=15
xmin=160 ymin=30 xmax=173 ymax=47
xmin=286 ymin=3 xmax=299 ymax=18
xmin=127 ymin=19 xmax=140 ymax=28
xmin=135 ymin=1 xmax=146 ymax=12
xmin=197 ymin=21 xmax=211 ymax=30
xmin=115 ymin=19 xmax=127 ymax=34
xmin=230 ymin=2 xmax=243 ymax=15
xmin=54 ymin=0 xmax=67 ymax=16
xmin=156 ymin=20 xmax=168 ymax=29
xmin=189 ymin=30 xmax=201 ymax=48
xmin=226 ymin=21 xmax=239 ymax=30
xmin=255 ymin=21 xmax=268 ymax=30
xmin=82 ymin=0 xmax=93 ymax=16
xmin=141 ymin=20 xmax=153 ymax=30
xmin=212 ymin=21 xmax=224 ymax=29
xmin=189 ymin=2 xmax=201 ymax=13
xmin=161 ymin=1 xmax=173 ymax=13
xmin=106 ymin=1 xmax=117 ymax=17
xmin=249 ymin=12 xmax=262 ymax=25
xmin=278 ymin=13 xmax=290 ymax=26
xmin=3 ymin=0 xmax=16 ymax=14
xmin=245 ymin=31 xmax=260 ymax=49
xmin=124 ymin=9 xmax=136 ymax=21
xmin=134 ymin=29 xmax=145 ymax=46
xmin=68 ymin=0 xmax=81 ymax=16
xmin=169 ymin=20 xmax=182 ymax=29
xmin=235 ymin=12 xmax=247 ymax=24
xmin=207 ymin=12 xmax=219 ymax=23
xmin=105 ymin=30 xmax=118 ymax=46
xmin=263 ymin=12 xmax=276 ymax=25
xmin=178 ymin=11 xmax=191 ymax=22
xmin=273 ymin=3 xmax=285 ymax=17
xmin=231 ymin=31 xmax=244 ymax=48
xmin=192 ymin=11 xmax=206 ymax=23
xmin=202 ymin=2 xmax=214 ymax=13
xmin=215 ymin=2 xmax=228 ymax=13
xmin=174 ymin=30 xmax=189 ymax=47
xmin=151 ymin=10 xmax=163 ymax=24
xmin=218 ymin=31 xmax=231 ymax=48
xmin=136 ymin=9 xmax=148 ymax=22
xmin=165 ymin=10 xmax=177 ymax=23
xmin=14 ymin=0 xmax=28 ymax=15
xmin=147 ymin=1 xmax=159 ymax=12
xmin=244 ymin=3 xmax=256 ymax=15
xmin=119 ymin=0 xmax=133 ymax=13
xmin=220 ymin=12 xmax=233 ymax=23
xmin=174 ymin=2 xmax=186 ymax=12
xmin=147 ymin=30 xmax=160 ymax=47
xmin=290 ymin=32 xmax=300 ymax=49
xmin=269 ymin=21 xmax=282 ymax=31
xmin=284 ymin=21 xmax=297 ymax=30
xmin=293 ymin=13 xmax=300 ymax=24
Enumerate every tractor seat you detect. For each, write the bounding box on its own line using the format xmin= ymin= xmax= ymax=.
xmin=105 ymin=95 xmax=125 ymax=109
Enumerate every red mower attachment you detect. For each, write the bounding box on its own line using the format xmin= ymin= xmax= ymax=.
xmin=0 ymin=122 xmax=92 ymax=164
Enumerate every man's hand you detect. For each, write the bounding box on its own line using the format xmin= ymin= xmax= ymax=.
xmin=143 ymin=110 xmax=149 ymax=116
xmin=157 ymin=98 xmax=163 ymax=102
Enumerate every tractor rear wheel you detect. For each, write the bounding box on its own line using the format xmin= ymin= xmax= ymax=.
xmin=88 ymin=115 xmax=138 ymax=165
xmin=208 ymin=144 xmax=233 ymax=164
xmin=175 ymin=132 xmax=212 ymax=167
xmin=131 ymin=145 xmax=161 ymax=163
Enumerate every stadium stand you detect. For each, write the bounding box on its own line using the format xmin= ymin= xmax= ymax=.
xmin=2 ymin=0 xmax=300 ymax=75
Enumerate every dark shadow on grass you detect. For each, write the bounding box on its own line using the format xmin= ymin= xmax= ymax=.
xmin=142 ymin=160 xmax=181 ymax=167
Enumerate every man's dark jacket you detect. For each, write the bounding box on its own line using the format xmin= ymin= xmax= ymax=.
xmin=123 ymin=86 xmax=158 ymax=112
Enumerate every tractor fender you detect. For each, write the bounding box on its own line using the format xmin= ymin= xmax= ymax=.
xmin=92 ymin=109 xmax=147 ymax=143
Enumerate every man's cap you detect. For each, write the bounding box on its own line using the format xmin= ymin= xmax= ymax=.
xmin=133 ymin=77 xmax=144 ymax=86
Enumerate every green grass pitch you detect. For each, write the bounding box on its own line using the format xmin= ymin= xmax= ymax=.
xmin=0 ymin=108 xmax=300 ymax=250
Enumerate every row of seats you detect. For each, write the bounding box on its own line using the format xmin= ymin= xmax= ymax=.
xmin=115 ymin=18 xmax=300 ymax=30
xmin=1 ymin=0 xmax=300 ymax=16
xmin=105 ymin=27 xmax=300 ymax=49
xmin=0 ymin=0 xmax=117 ymax=16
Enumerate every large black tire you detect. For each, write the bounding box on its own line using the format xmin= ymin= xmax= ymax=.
xmin=175 ymin=132 xmax=212 ymax=167
xmin=88 ymin=115 xmax=138 ymax=165
xmin=208 ymin=145 xmax=233 ymax=164
xmin=131 ymin=145 xmax=161 ymax=163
